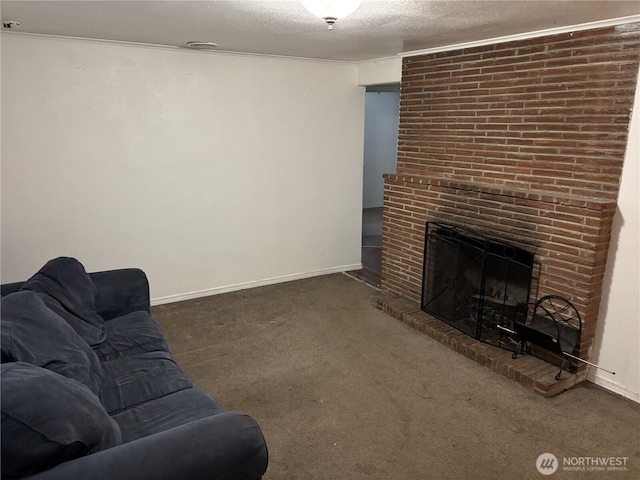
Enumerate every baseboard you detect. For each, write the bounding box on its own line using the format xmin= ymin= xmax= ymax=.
xmin=150 ymin=264 xmax=362 ymax=306
xmin=587 ymin=374 xmax=640 ymax=403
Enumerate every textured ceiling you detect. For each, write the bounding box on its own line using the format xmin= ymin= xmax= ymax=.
xmin=1 ymin=1 xmax=639 ymax=61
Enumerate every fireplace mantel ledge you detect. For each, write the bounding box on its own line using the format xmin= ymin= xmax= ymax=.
xmin=383 ymin=173 xmax=616 ymax=211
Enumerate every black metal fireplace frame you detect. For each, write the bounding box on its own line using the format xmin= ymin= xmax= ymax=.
xmin=421 ymin=222 xmax=535 ymax=352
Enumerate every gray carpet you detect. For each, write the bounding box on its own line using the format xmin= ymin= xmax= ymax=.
xmin=362 ymin=207 xmax=383 ymax=247
xmin=152 ymin=274 xmax=639 ymax=480
xmin=362 ymin=235 xmax=382 ymax=247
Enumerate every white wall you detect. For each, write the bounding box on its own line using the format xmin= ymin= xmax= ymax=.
xmin=1 ymin=34 xmax=365 ymax=303
xmin=590 ymin=67 xmax=640 ymax=402
xmin=362 ymin=91 xmax=399 ymax=208
xmin=356 ymin=57 xmax=402 ymax=86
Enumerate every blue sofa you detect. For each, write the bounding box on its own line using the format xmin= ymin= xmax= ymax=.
xmin=1 ymin=257 xmax=268 ymax=480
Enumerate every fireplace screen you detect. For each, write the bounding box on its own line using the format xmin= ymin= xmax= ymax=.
xmin=421 ymin=222 xmax=534 ymax=352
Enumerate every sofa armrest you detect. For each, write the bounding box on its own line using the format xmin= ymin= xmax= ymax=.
xmin=90 ymin=268 xmax=151 ymax=320
xmin=26 ymin=411 xmax=268 ymax=480
xmin=1 ymin=281 xmax=23 ymax=297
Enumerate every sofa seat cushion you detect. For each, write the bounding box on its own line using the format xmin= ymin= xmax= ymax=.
xmin=1 ymin=291 xmax=102 ymax=396
xmin=112 ymin=387 xmax=224 ymax=443
xmin=1 ymin=362 xmax=121 ymax=480
xmin=94 ymin=311 xmax=170 ymax=362
xmin=20 ymin=257 xmax=106 ymax=346
xmin=99 ymin=351 xmax=192 ymax=414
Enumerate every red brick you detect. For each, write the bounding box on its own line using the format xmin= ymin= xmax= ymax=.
xmin=381 ymin=24 xmax=640 ymax=383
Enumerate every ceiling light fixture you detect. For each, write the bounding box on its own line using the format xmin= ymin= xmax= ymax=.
xmin=301 ymin=0 xmax=362 ymax=30
xmin=185 ymin=41 xmax=218 ymax=50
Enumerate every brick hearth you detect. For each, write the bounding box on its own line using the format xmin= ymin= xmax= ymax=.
xmin=378 ymin=23 xmax=640 ymax=396
xmin=376 ymin=295 xmax=581 ymax=398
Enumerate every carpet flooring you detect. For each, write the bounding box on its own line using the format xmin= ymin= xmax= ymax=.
xmin=152 ymin=274 xmax=639 ymax=480
xmin=347 ymin=206 xmax=383 ymax=287
xmin=362 ymin=235 xmax=382 ymax=247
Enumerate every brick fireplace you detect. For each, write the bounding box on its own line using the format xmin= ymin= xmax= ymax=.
xmin=377 ymin=23 xmax=640 ymax=396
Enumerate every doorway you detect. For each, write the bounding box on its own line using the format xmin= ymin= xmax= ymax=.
xmin=348 ymin=84 xmax=400 ymax=288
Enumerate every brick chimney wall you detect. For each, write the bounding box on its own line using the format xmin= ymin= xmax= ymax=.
xmin=381 ymin=23 xmax=640 ymax=362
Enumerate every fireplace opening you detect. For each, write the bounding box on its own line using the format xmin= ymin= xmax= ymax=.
xmin=421 ymin=222 xmax=534 ymax=351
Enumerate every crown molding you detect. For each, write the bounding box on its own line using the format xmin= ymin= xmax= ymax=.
xmin=400 ymin=15 xmax=640 ymax=58
xmin=0 ymin=31 xmax=351 ymax=65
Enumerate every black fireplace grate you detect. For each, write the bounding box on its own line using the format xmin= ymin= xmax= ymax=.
xmin=421 ymin=222 xmax=534 ymax=352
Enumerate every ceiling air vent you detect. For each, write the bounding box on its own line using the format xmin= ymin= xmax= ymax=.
xmin=185 ymin=41 xmax=218 ymax=50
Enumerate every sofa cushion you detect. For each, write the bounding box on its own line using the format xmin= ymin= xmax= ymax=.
xmin=1 ymin=362 xmax=121 ymax=480
xmin=99 ymin=351 xmax=193 ymax=414
xmin=94 ymin=310 xmax=170 ymax=362
xmin=112 ymin=387 xmax=224 ymax=443
xmin=20 ymin=257 xmax=106 ymax=346
xmin=1 ymin=291 xmax=102 ymax=395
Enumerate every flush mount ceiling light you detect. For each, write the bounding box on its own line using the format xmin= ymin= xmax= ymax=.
xmin=301 ymin=0 xmax=363 ymax=30
xmin=185 ymin=41 xmax=218 ymax=50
